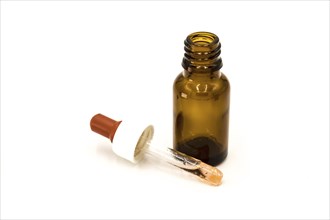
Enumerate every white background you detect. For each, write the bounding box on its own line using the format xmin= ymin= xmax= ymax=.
xmin=1 ymin=1 xmax=329 ymax=219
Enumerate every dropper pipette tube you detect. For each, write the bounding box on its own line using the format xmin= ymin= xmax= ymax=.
xmin=144 ymin=144 xmax=223 ymax=186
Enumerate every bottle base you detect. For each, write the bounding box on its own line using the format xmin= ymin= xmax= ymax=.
xmin=207 ymin=150 xmax=228 ymax=166
xmin=175 ymin=136 xmax=228 ymax=166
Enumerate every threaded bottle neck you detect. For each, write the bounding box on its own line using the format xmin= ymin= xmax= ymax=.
xmin=182 ymin=32 xmax=223 ymax=73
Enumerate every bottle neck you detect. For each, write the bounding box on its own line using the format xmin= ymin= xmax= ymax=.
xmin=181 ymin=32 xmax=223 ymax=74
xmin=182 ymin=69 xmax=221 ymax=78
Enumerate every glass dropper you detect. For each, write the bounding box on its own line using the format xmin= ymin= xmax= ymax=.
xmin=90 ymin=113 xmax=223 ymax=186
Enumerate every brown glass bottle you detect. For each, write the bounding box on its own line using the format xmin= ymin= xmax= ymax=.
xmin=173 ymin=32 xmax=230 ymax=166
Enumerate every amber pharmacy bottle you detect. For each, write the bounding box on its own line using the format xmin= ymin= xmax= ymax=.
xmin=173 ymin=31 xmax=230 ymax=166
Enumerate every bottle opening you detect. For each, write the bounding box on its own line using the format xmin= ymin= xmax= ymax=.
xmin=188 ymin=32 xmax=218 ymax=47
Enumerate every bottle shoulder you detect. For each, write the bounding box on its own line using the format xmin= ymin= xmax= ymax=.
xmin=173 ymin=71 xmax=230 ymax=94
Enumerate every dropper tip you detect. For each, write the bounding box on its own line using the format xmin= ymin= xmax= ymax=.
xmin=199 ymin=162 xmax=223 ymax=186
